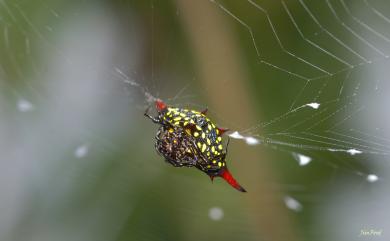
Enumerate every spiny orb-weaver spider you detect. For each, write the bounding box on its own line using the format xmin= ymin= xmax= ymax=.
xmin=145 ymin=99 xmax=246 ymax=192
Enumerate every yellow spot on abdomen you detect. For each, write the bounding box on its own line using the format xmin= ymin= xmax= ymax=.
xmin=197 ymin=142 xmax=202 ymax=149
xmin=201 ymin=143 xmax=207 ymax=152
xmin=194 ymin=132 xmax=199 ymax=137
xmin=185 ymin=129 xmax=191 ymax=135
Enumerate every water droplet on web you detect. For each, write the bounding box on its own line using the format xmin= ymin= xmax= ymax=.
xmin=17 ymin=99 xmax=34 ymax=112
xmin=292 ymin=153 xmax=312 ymax=166
xmin=366 ymin=174 xmax=378 ymax=183
xmin=245 ymin=136 xmax=260 ymax=145
xmin=306 ymin=102 xmax=320 ymax=109
xmin=328 ymin=148 xmax=362 ymax=155
xmin=208 ymin=207 xmax=224 ymax=221
xmin=347 ymin=149 xmax=362 ymax=155
xmin=229 ymin=131 xmax=244 ymax=139
xmin=74 ymin=144 xmax=89 ymax=158
xmin=284 ymin=196 xmax=302 ymax=212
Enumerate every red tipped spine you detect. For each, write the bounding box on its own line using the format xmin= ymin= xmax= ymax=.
xmin=220 ymin=169 xmax=246 ymax=192
xmin=217 ymin=127 xmax=229 ymax=135
xmin=155 ymin=99 xmax=167 ymax=112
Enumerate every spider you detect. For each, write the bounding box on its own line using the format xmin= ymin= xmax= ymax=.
xmin=145 ymin=99 xmax=246 ymax=192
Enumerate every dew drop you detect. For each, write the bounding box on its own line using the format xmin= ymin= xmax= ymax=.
xmin=17 ymin=99 xmax=34 ymax=112
xmin=245 ymin=136 xmax=260 ymax=145
xmin=306 ymin=102 xmax=320 ymax=109
xmin=74 ymin=144 xmax=89 ymax=158
xmin=229 ymin=131 xmax=244 ymax=139
xmin=367 ymin=174 xmax=378 ymax=183
xmin=208 ymin=207 xmax=224 ymax=221
xmin=284 ymin=196 xmax=302 ymax=212
xmin=292 ymin=153 xmax=312 ymax=166
xmin=347 ymin=149 xmax=362 ymax=155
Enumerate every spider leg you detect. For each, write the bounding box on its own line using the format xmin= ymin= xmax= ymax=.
xmin=144 ymin=106 xmax=160 ymax=123
xmin=225 ymin=137 xmax=230 ymax=155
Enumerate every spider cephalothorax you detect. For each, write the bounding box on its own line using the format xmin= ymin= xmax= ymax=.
xmin=145 ymin=99 xmax=246 ymax=192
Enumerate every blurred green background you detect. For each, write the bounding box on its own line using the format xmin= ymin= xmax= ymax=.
xmin=1 ymin=0 xmax=390 ymax=241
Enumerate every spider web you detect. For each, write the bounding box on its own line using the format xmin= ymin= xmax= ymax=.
xmin=210 ymin=2 xmax=390 ymax=167
xmin=206 ymin=1 xmax=390 ymax=240
xmin=0 ymin=0 xmax=389 ymax=241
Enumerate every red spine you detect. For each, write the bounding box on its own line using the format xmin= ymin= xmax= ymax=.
xmin=220 ymin=169 xmax=246 ymax=192
xmin=155 ymin=99 xmax=167 ymax=112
